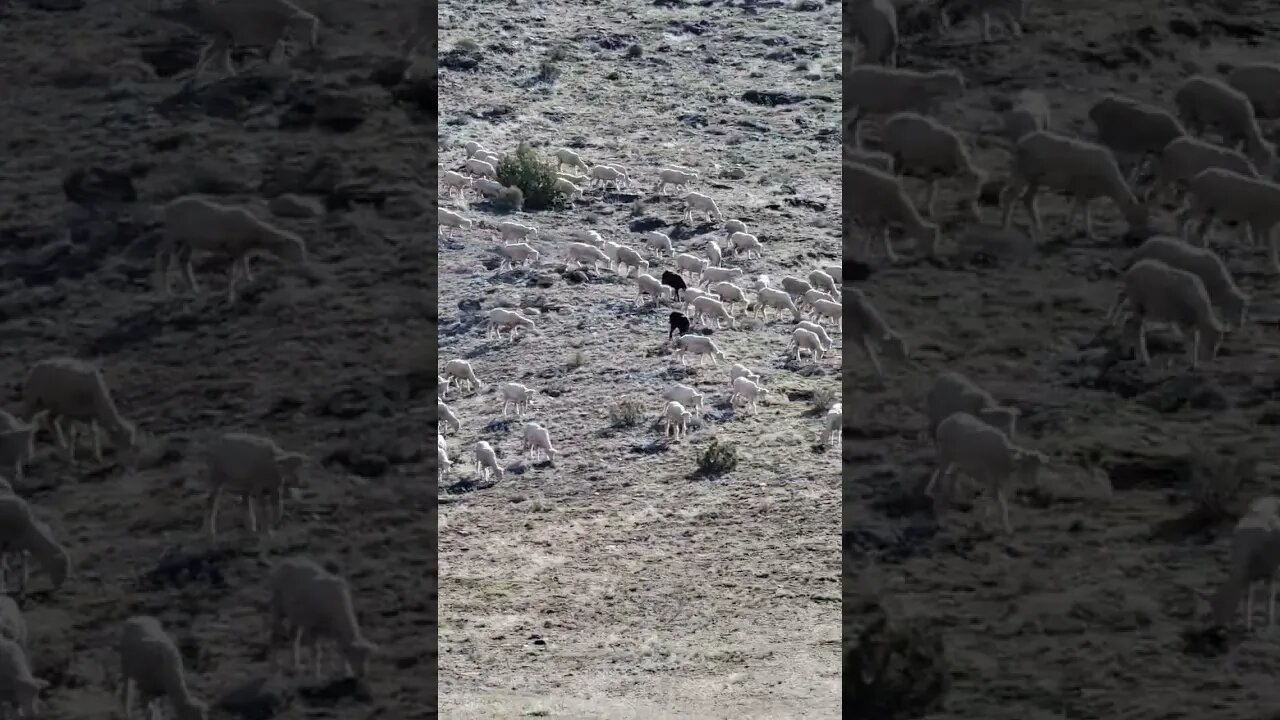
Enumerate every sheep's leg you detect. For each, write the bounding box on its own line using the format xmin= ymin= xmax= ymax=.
xmin=861 ymin=337 xmax=884 ymax=376
xmin=91 ymin=420 xmax=104 ymax=462
xmin=120 ymin=677 xmax=133 ymax=717
xmin=1246 ymin=584 xmax=1255 ymax=630
xmin=1083 ymin=202 xmax=1096 ymax=240
xmin=226 ymin=261 xmax=241 ymax=304
xmin=924 ymin=181 xmax=940 ymax=218
xmin=851 ymin=111 xmax=864 ymax=148
xmin=1188 ymin=329 xmax=1200 ymax=370
xmin=996 ymin=485 xmax=1013 ymax=534
xmin=981 ymin=13 xmax=994 ymax=42
xmin=1024 ymin=186 xmax=1045 ymax=241
xmin=63 ymin=422 xmax=77 ymax=463
xmin=1065 ymin=197 xmax=1082 ymax=233
xmin=291 ymin=626 xmax=305 ymax=672
xmin=880 ymin=229 xmax=898 ymax=263
xmin=1136 ymin=321 xmax=1151 ymax=365
xmin=243 ymin=494 xmax=257 ymax=534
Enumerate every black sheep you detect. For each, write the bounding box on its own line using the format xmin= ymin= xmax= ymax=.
xmin=661 ymin=270 xmax=687 ymax=301
xmin=668 ymin=311 xmax=690 ymax=339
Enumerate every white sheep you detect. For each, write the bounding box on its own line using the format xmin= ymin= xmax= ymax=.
xmin=724 ymin=219 xmax=747 ymax=235
xmin=0 ymin=637 xmax=43 ymax=717
xmin=940 ymin=0 xmax=1028 ymax=42
xmin=796 ymin=320 xmax=835 ymax=350
xmin=709 ymin=281 xmax=747 ymax=312
xmin=660 ymin=383 xmax=705 ymax=412
xmin=1087 ymin=94 xmax=1188 ymax=184
xmin=1145 ymin=135 xmax=1260 ymax=204
xmin=614 ymin=245 xmax=649 ymax=278
xmin=999 ymin=130 xmax=1150 ymax=242
xmin=633 ymin=273 xmax=668 ymax=306
xmin=690 ymin=295 xmax=735 ymax=329
xmin=821 ymin=264 xmax=843 ymax=285
xmin=845 ymin=66 xmax=966 ymax=147
xmin=471 ymin=178 xmax=506 ymax=197
xmin=807 ymin=269 xmax=840 ymax=299
xmin=474 ymin=150 xmax=503 ymax=167
xmin=522 ymin=422 xmax=560 ymax=463
xmin=498 ymin=242 xmax=540 ymax=270
xmin=437 ymin=375 xmax=448 ymax=399
xmin=849 ymin=0 xmax=897 ymax=67
xmin=1123 ymin=235 xmax=1248 ymax=328
xmin=706 ymin=237 xmax=723 ymax=267
xmin=603 ymin=162 xmax=633 ymax=186
xmin=21 ymin=356 xmax=137 ymax=465
xmin=438 ymin=208 xmax=473 ymax=239
xmin=698 ymin=266 xmax=744 ymax=287
xmin=809 ymin=298 xmax=843 ymax=330
xmin=157 ymin=196 xmax=311 ymax=302
xmin=486 ymin=308 xmax=536 ymax=340
xmin=662 ymin=401 xmax=693 ymax=442
xmin=1110 ymin=258 xmax=1225 ymax=369
xmin=588 ymin=165 xmax=626 ymax=191
xmin=463 ymin=141 xmax=488 ymax=159
xmin=202 ymin=432 xmax=307 ymax=539
xmin=642 ymin=231 xmax=674 ymax=258
xmin=1227 ymin=63 xmax=1280 ymax=118
xmin=497 ymin=221 xmax=537 ymax=243
xmin=118 ymin=616 xmax=208 ymax=720
xmin=926 ymin=412 xmax=1047 ymax=534
xmin=847 ymin=290 xmax=908 ymax=375
xmin=655 ymin=168 xmax=700 ymax=194
xmin=438 ymin=434 xmax=451 ymax=480
xmin=557 ymin=171 xmax=590 ymax=186
xmin=1176 ymin=168 xmax=1280 ymax=269
xmin=802 ymin=288 xmax=838 ymax=311
xmin=497 ymin=382 xmax=535 ymax=418
xmin=1175 ymin=75 xmax=1275 ymax=174
xmin=268 ymin=557 xmax=377 ymax=679
xmin=846 ymin=160 xmax=941 ymax=260
xmin=880 ymin=111 xmax=986 ymax=219
xmin=0 ymin=493 xmax=70 ymax=594
xmin=442 ymin=359 xmax=483 ymax=394
xmin=752 ymin=287 xmax=801 ymax=321
xmin=780 ymin=275 xmax=813 ymax=299
xmin=820 ymin=402 xmax=842 ymax=446
xmin=730 ymin=376 xmax=769 ymax=412
xmin=789 ymin=327 xmax=827 ymax=363
xmin=462 ymin=158 xmax=496 ymax=180
xmin=555 ymin=178 xmax=585 ymax=201
xmin=564 ymin=241 xmax=611 ymax=271
xmin=189 ymin=0 xmax=320 ymax=78
xmin=675 ymin=334 xmax=727 ymax=366
xmin=681 ymin=192 xmax=724 ymax=223
xmin=1209 ymin=498 xmax=1280 ymax=631
xmin=680 ymin=287 xmax=709 ymax=310
xmin=437 ymin=400 xmax=461 ymax=435
xmin=555 ymin=148 xmax=589 ymax=172
xmin=1002 ymin=89 xmax=1051 ymax=144
xmin=924 ymin=371 xmax=1019 ymax=441
xmin=473 ymin=441 xmax=504 ymax=481
xmin=0 ymin=411 xmax=40 ymax=484
xmin=728 ymin=231 xmax=763 ymax=258
xmin=674 ymin=252 xmax=709 ymax=277
xmin=441 ymin=170 xmax=474 ymax=199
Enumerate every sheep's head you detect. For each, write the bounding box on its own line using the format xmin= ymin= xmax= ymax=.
xmin=1199 ymin=324 xmax=1225 ymax=361
xmin=1013 ymin=448 xmax=1048 ymax=483
xmin=275 ymin=451 xmax=308 ymax=487
xmin=345 ymin=638 xmax=378 ymax=678
xmin=522 ymin=389 xmax=536 ymax=404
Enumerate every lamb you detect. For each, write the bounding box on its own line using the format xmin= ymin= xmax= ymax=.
xmin=555 ymin=178 xmax=585 ymax=201
xmin=660 ymin=383 xmax=705 ymax=412
xmin=442 ymin=359 xmax=483 ymax=394
xmin=118 ymin=616 xmax=208 ymax=720
xmin=0 ymin=598 xmax=24 ymax=649
xmin=661 ymin=271 xmax=687 ymax=301
xmin=845 ymin=66 xmax=966 ymax=147
xmin=557 ymin=172 xmax=590 ymax=187
xmin=438 ymin=434 xmax=451 ymax=479
xmin=486 ymin=308 xmax=536 ymax=341
xmin=802 ymin=288 xmax=838 ymax=311
xmin=437 ymin=375 xmax=448 ymax=399
xmin=926 ymin=412 xmax=1048 ymax=534
xmin=725 ymin=219 xmax=748 ymax=235
xmin=1002 ymin=89 xmax=1051 ymax=144
xmin=789 ymin=327 xmax=828 ymax=363
xmin=846 ymin=161 xmax=941 ymax=260
xmin=1227 ymin=63 xmax=1280 ymax=118
xmin=588 ymin=165 xmax=626 ymax=191
xmin=880 ymin=112 xmax=986 ymax=219
xmin=441 ymin=170 xmax=474 ymax=198
xmin=634 ymin=273 xmax=668 ymax=306
xmin=809 ymin=298 xmax=844 ymax=330
xmin=939 ymin=0 xmax=1029 ymax=42
xmin=681 ymin=192 xmax=724 ymax=223
xmin=821 ymin=264 xmax=843 ymax=285
xmin=497 ymin=221 xmax=538 ymax=243
xmin=807 ymin=269 xmax=840 ymax=299
xmin=21 ymin=356 xmax=137 ymax=465
xmin=471 ymin=178 xmax=506 ymax=197
xmin=603 ymin=162 xmax=634 ymax=186
xmin=709 ymin=281 xmax=747 ymax=312
xmin=1110 ymin=258 xmax=1225 ymax=369
xmin=0 ymin=411 xmax=40 ymax=484
xmin=1123 ymin=235 xmax=1248 ymax=328
xmin=268 ymin=557 xmax=377 ymax=680
xmin=655 ymin=168 xmax=700 ymax=195
xmin=555 ymin=148 xmax=589 ymax=172
xmin=706 ymin=237 xmax=723 ymax=267
xmin=729 ymin=377 xmax=769 ymax=412
xmin=497 ymin=382 xmax=535 ymax=418
xmin=0 ymin=637 xmax=43 ymax=717
xmin=464 ymin=158 xmax=498 ymax=179
xmin=1209 ymin=497 xmax=1280 ymax=631
xmin=565 ymin=241 xmax=611 ymax=271
xmin=157 ymin=196 xmax=311 ymax=303
xmin=753 ymin=287 xmax=802 ymax=321
xmin=1174 ymin=76 xmax=1275 ymax=174
xmin=849 ymin=0 xmax=897 ymax=67
xmin=1145 ymin=135 xmax=1260 ymax=204
xmin=498 ymin=242 xmax=540 ymax=270
xmin=1087 ymin=94 xmax=1188 ymax=183
xmin=473 ymin=150 xmax=503 ymax=167
xmin=473 ymin=441 xmax=504 ymax=481
xmin=642 ymin=232 xmax=674 ymax=258
xmin=780 ymin=275 xmax=813 ymax=299
xmin=728 ymin=231 xmax=763 ymax=258
xmin=847 ymin=289 xmax=909 ymax=375
xmin=675 ymin=334 xmax=727 ymax=366
xmin=796 ymin=320 xmax=835 ymax=350
xmin=0 ymin=493 xmax=70 ymax=594
xmin=674 ymin=253 xmax=709 ymax=278
xmin=924 ymin=371 xmax=1020 ymax=441
xmin=820 ymin=402 xmax=842 ymax=446
xmin=668 ymin=311 xmax=691 ymax=339
xmin=999 ymin=131 xmax=1150 ymax=242
xmin=463 ymin=141 xmax=488 ymax=159
xmin=1176 ymin=168 xmax=1280 ymax=270
xmin=614 ymin=245 xmax=649 ymax=278
xmin=438 ymin=208 xmax=473 ymax=239
xmin=203 ymin=432 xmax=308 ymax=539
xmin=690 ymin=295 xmax=735 ymax=329
xmin=698 ymin=266 xmax=744 ymax=287
xmin=185 ymin=0 xmax=320 ymax=79
xmin=522 ymin=422 xmax=560 ymax=463
xmin=569 ymin=228 xmax=604 ymax=246
xmin=437 ymin=400 xmax=461 ymax=435
xmin=727 ymin=363 xmax=762 ymax=386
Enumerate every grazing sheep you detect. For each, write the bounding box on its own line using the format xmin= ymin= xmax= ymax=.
xmin=1176 ymin=168 xmax=1280 ymax=268
xmin=660 ymin=401 xmax=694 ymax=442
xmin=1110 ymin=258 xmax=1225 ymax=369
xmin=497 ymin=382 xmax=535 ymax=418
xmin=118 ymin=616 xmax=208 ymax=720
xmin=438 ymin=208 xmax=473 ymax=239
xmin=555 ymin=148 xmax=589 ymax=172
xmin=614 ymin=245 xmax=649 ymax=278
xmin=21 ymin=356 xmax=137 ymax=465
xmin=497 ymin=221 xmax=538 ymax=243
xmin=690 ymin=295 xmax=735 ymax=329
xmin=0 ymin=493 xmax=69 ymax=595
xmin=643 ymin=232 xmax=674 ymax=258
xmin=437 ymin=375 xmax=448 ymax=399
xmin=486 ymin=308 xmax=536 ymax=340
xmin=1227 ymin=63 xmax=1280 ymax=118
xmin=661 ymin=271 xmax=687 ymax=301
xmin=699 ymin=266 xmax=745 ymax=288
xmin=498 ymin=242 xmax=540 ymax=270
xmin=570 ymin=228 xmax=604 ymax=245
xmin=881 ymin=112 xmax=986 ymax=219
xmin=705 ymin=237 xmax=723 ymax=267
xmin=464 ymin=158 xmax=497 ymax=179
xmin=442 ymin=359 xmax=483 ymax=394
xmin=924 ymin=372 xmax=1019 ymax=441
xmin=1209 ymin=498 xmax=1280 ymax=631
xmin=675 ymin=334 xmax=727 ymax=366
xmin=725 ymin=219 xmax=748 ymax=235
xmin=661 ymin=383 xmax=705 ymax=412
xmin=847 ymin=290 xmax=908 ymax=375
xmin=1000 ymin=130 xmax=1150 ymax=241
xmin=522 ymin=422 xmax=560 ymax=463
xmin=845 ymin=66 xmax=966 ymax=147
xmin=588 ymin=165 xmax=626 ymax=190
xmin=709 ymin=281 xmax=747 ymax=312
xmin=473 ymin=441 xmax=504 ymax=481
xmin=939 ymin=0 xmax=1028 ymax=42
xmin=780 ymin=276 xmax=813 ymax=299
xmin=471 ymin=178 xmax=506 ymax=197
xmin=442 ymin=170 xmax=474 ymax=198
xmin=0 ymin=637 xmax=43 ymax=717
xmin=728 ymin=231 xmax=764 ymax=258
xmin=474 ymin=150 xmax=503 ymax=167
xmin=1175 ymin=76 xmax=1276 ymax=174
xmin=668 ymin=311 xmax=691 ymax=339
xmin=820 ymin=402 xmax=842 ymax=446
xmin=674 ymin=252 xmax=709 ymax=278
xmin=796 ymin=321 xmax=835 ymax=350
xmin=729 ymin=377 xmax=769 ymax=412
xmin=1123 ymin=235 xmax=1248 ymax=328
xmin=203 ymin=432 xmax=307 ymax=540
xmin=1146 ymin=135 xmax=1260 ymax=205
xmin=789 ymin=327 xmax=828 ymax=363
xmin=753 ymin=287 xmax=802 ymax=321
xmin=1088 ymin=94 xmax=1188 ymax=184
xmin=555 ymin=178 xmax=585 ymax=201
xmin=437 ymin=400 xmax=461 ymax=435
xmin=634 ymin=273 xmax=668 ymax=306
xmin=681 ymin=192 xmax=724 ymax=223
xmin=802 ymin=288 xmax=838 ymax=311
xmin=656 ymin=168 xmax=699 ymax=194
xmin=680 ymin=287 xmax=710 ymax=311
xmin=849 ymin=0 xmax=898 ymax=67
xmin=157 ymin=196 xmax=311 ymax=302
xmin=0 ymin=411 xmax=40 ymax=484
xmin=846 ymin=160 xmax=941 ymax=260
xmin=565 ymin=241 xmax=611 ymax=271
xmin=926 ymin=412 xmax=1048 ymax=534
xmin=1002 ymin=89 xmax=1051 ymax=144
xmin=806 ymin=270 xmax=841 ymax=299
xmin=809 ymin=298 xmax=843 ymax=330
xmin=188 ymin=0 xmax=320 ymax=79
xmin=727 ymin=364 xmax=762 ymax=388
xmin=602 ymin=162 xmax=634 ymax=186
xmin=438 ymin=434 xmax=451 ymax=480
xmin=463 ymin=141 xmax=488 ymax=159
xmin=268 ymin=557 xmax=377 ymax=680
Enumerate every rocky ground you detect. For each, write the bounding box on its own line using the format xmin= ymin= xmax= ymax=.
xmin=847 ymin=1 xmax=1280 ymax=718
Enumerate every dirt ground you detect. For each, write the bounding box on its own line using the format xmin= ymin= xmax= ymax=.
xmin=437 ymin=1 xmax=841 ymax=718
xmin=0 ymin=1 xmax=434 ymax=718
xmin=847 ymin=1 xmax=1280 ymax=718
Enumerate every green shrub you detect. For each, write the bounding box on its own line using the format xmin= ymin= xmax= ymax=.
xmin=696 ymin=439 xmax=738 ymax=477
xmin=492 ymin=186 xmax=523 ymax=212
xmin=609 ymin=398 xmax=645 ymax=428
xmin=496 ymin=143 xmax=566 ymax=211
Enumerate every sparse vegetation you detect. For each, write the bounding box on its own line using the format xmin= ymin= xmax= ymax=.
xmin=609 ymin=398 xmax=646 ymax=427
xmin=696 ymin=439 xmax=739 ymax=477
xmin=812 ymin=387 xmax=837 ymax=412
xmin=492 ymin=185 xmax=524 ymax=212
xmin=496 ymin=142 xmax=565 ymax=211
xmin=626 ymin=44 xmax=643 ymax=59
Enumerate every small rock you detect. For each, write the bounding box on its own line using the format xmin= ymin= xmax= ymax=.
xmin=741 ymin=89 xmax=806 ymax=106
xmin=269 ymin=194 xmax=323 ymax=219
xmin=218 ymin=676 xmax=294 ymax=720
xmin=721 ymin=167 xmax=747 ymax=180
xmin=535 ymin=274 xmax=558 ymax=288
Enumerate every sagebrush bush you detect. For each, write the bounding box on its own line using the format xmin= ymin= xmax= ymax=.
xmin=496 ymin=143 xmax=565 ymax=211
xmin=492 ymin=186 xmax=523 ymax=212
xmin=696 ymin=439 xmax=738 ymax=477
xmin=609 ymin=399 xmax=645 ymax=428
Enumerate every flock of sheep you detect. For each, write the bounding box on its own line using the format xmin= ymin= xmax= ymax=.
xmin=850 ymin=0 xmax=1280 ymax=633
